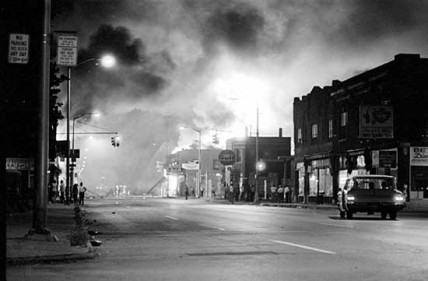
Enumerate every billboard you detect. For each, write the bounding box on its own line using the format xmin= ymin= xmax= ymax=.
xmin=410 ymin=147 xmax=428 ymax=166
xmin=359 ymin=105 xmax=393 ymax=139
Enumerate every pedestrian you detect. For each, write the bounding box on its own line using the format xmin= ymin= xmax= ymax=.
xmin=228 ymin=183 xmax=235 ymax=204
xmin=250 ymin=184 xmax=255 ymax=201
xmin=184 ymin=184 xmax=189 ymax=200
xmin=270 ymin=184 xmax=277 ymax=202
xmin=48 ymin=182 xmax=54 ymax=203
xmin=79 ymin=182 xmax=87 ymax=206
xmin=52 ymin=180 xmax=58 ymax=203
xmin=277 ymin=185 xmax=284 ymax=203
xmin=284 ymin=185 xmax=290 ymax=203
xmin=59 ymin=180 xmax=65 ymax=203
xmin=72 ymin=183 xmax=79 ymax=204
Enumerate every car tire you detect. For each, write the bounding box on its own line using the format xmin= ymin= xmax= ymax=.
xmin=390 ymin=211 xmax=397 ymax=220
xmin=346 ymin=211 xmax=353 ymax=219
xmin=381 ymin=212 xmax=387 ymax=219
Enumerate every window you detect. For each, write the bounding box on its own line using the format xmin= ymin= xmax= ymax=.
xmin=341 ymin=112 xmax=348 ymax=127
xmin=297 ymin=128 xmax=302 ymax=144
xmin=328 ymin=119 xmax=333 ymax=139
xmin=235 ymin=148 xmax=242 ymax=163
xmin=311 ymin=123 xmax=318 ymax=139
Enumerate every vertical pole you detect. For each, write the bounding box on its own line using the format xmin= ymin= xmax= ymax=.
xmin=197 ymin=131 xmax=201 ymax=198
xmin=32 ymin=0 xmax=51 ymax=232
xmin=66 ymin=67 xmax=71 ymax=202
xmin=254 ymin=107 xmax=260 ymax=203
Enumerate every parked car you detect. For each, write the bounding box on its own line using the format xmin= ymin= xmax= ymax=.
xmin=337 ymin=175 xmax=405 ymax=220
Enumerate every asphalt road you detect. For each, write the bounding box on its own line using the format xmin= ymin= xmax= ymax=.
xmin=8 ymin=198 xmax=428 ymax=281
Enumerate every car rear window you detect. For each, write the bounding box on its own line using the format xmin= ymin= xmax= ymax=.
xmin=349 ymin=178 xmax=395 ymax=190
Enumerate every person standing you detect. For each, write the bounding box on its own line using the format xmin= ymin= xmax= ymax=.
xmin=72 ymin=183 xmax=79 ymax=204
xmin=59 ymin=180 xmax=65 ymax=203
xmin=270 ymin=184 xmax=278 ymax=203
xmin=79 ymin=182 xmax=87 ymax=206
xmin=277 ymin=185 xmax=284 ymax=203
xmin=184 ymin=184 xmax=189 ymax=200
xmin=284 ymin=185 xmax=290 ymax=203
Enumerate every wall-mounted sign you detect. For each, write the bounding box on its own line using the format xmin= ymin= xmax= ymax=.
xmin=410 ymin=147 xmax=428 ymax=166
xmin=8 ymin=33 xmax=29 ymax=64
xmin=56 ymin=32 xmax=78 ymax=66
xmin=6 ymin=158 xmax=34 ymax=171
xmin=219 ymin=150 xmax=235 ymax=165
xmin=359 ymin=105 xmax=394 ymax=139
xmin=182 ymin=160 xmax=199 ymax=170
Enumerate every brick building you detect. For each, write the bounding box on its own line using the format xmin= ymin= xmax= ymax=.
xmin=294 ymin=54 xmax=428 ymax=205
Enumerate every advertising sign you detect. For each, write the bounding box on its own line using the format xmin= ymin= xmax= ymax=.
xmin=182 ymin=160 xmax=199 ymax=170
xmin=410 ymin=147 xmax=428 ymax=166
xmin=57 ymin=32 xmax=78 ymax=66
xmin=219 ymin=150 xmax=235 ymax=165
xmin=359 ymin=106 xmax=393 ymax=139
xmin=8 ymin=34 xmax=29 ymax=64
xmin=6 ymin=158 xmax=34 ymax=171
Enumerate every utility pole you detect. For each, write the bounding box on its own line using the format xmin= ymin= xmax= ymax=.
xmin=254 ymin=107 xmax=260 ymax=203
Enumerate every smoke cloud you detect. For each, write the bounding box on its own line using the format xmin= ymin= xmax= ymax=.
xmin=54 ymin=0 xmax=428 ymax=191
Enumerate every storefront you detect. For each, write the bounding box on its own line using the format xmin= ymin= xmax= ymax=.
xmin=410 ymin=147 xmax=428 ymax=199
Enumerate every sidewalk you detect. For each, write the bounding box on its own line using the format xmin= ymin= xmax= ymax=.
xmin=6 ymin=203 xmax=97 ymax=265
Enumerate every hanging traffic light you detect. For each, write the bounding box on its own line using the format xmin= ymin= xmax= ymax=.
xmin=212 ymin=133 xmax=219 ymax=144
xmin=111 ymin=135 xmax=120 ymax=147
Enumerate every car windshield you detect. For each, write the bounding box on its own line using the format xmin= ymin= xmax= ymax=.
xmin=348 ymin=177 xmax=395 ymax=190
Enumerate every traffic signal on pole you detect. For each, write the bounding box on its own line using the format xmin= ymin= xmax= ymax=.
xmin=212 ymin=133 xmax=219 ymax=144
xmin=111 ymin=136 xmax=120 ymax=147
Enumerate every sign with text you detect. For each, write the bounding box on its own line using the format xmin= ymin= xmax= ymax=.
xmin=219 ymin=150 xmax=235 ymax=165
xmin=6 ymin=158 xmax=34 ymax=171
xmin=359 ymin=105 xmax=393 ymax=139
xmin=8 ymin=34 xmax=29 ymax=64
xmin=57 ymin=33 xmax=78 ymax=66
xmin=410 ymin=147 xmax=428 ymax=166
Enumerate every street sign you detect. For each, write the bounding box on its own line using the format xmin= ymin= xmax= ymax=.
xmin=56 ymin=32 xmax=78 ymax=66
xmin=219 ymin=150 xmax=235 ymax=165
xmin=8 ymin=33 xmax=29 ymax=64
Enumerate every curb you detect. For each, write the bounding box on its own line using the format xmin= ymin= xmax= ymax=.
xmin=7 ymin=251 xmax=98 ymax=265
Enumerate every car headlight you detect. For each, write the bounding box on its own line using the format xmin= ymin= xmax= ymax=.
xmin=346 ymin=195 xmax=355 ymax=203
xmin=394 ymin=195 xmax=405 ymax=203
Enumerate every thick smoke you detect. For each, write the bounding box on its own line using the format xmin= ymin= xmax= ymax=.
xmin=54 ymin=0 xmax=428 ymax=191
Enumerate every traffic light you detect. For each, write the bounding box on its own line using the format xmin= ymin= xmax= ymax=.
xmin=111 ymin=136 xmax=120 ymax=147
xmin=212 ymin=133 xmax=219 ymax=144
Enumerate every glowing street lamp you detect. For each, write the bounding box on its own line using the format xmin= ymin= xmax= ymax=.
xmin=65 ymin=55 xmax=115 ymax=197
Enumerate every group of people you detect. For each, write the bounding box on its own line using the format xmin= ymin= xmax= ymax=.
xmin=48 ymin=180 xmax=87 ymax=206
xmin=270 ymin=184 xmax=291 ymax=203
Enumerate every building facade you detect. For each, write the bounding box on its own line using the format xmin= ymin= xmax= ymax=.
xmin=165 ymin=148 xmax=222 ymax=198
xmin=226 ymin=129 xmax=293 ymax=200
xmin=294 ymin=54 xmax=428 ymax=205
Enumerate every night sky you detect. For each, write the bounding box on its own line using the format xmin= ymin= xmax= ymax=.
xmin=52 ymin=0 xmax=428 ymax=191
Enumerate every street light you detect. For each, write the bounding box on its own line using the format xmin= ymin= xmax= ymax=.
xmin=180 ymin=126 xmax=202 ymax=198
xmin=65 ymin=55 xmax=115 ymax=200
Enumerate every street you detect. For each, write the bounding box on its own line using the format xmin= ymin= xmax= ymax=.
xmin=8 ymin=198 xmax=428 ymax=281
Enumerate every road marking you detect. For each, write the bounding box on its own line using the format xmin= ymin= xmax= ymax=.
xmin=200 ymin=224 xmax=225 ymax=231
xmin=319 ymin=223 xmax=355 ymax=228
xmin=165 ymin=216 xmax=179 ymax=220
xmin=270 ymin=239 xmax=336 ymax=255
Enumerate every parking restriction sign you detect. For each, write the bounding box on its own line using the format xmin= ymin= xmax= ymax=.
xmin=8 ymin=33 xmax=29 ymax=64
xmin=57 ymin=32 xmax=78 ymax=66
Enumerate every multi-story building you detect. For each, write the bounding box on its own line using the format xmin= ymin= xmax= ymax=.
xmin=226 ymin=129 xmax=293 ymax=200
xmin=294 ymin=54 xmax=428 ymax=206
